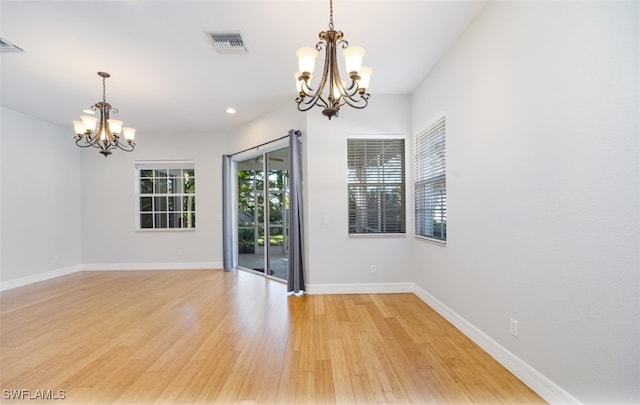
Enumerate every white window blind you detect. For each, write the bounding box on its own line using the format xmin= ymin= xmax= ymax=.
xmin=415 ymin=116 xmax=446 ymax=241
xmin=135 ymin=161 xmax=196 ymax=230
xmin=348 ymin=138 xmax=405 ymax=234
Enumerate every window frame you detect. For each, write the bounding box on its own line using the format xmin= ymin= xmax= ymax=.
xmin=347 ymin=135 xmax=406 ymax=236
xmin=414 ymin=116 xmax=447 ymax=244
xmin=134 ymin=160 xmax=196 ymax=232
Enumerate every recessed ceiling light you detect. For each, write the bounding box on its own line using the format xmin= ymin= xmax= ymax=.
xmin=82 ymin=109 xmax=95 ymax=115
xmin=226 ymin=107 xmax=236 ymax=114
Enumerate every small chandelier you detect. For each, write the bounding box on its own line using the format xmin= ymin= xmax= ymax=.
xmin=72 ymin=72 xmax=136 ymax=157
xmin=295 ymin=0 xmax=372 ymax=119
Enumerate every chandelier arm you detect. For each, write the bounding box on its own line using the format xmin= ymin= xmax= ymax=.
xmin=296 ymin=90 xmax=329 ymax=111
xmin=332 ymin=38 xmax=360 ymax=102
xmin=297 ymin=79 xmax=327 ymax=110
xmin=83 ymin=133 xmax=107 ymax=150
xmin=115 ymin=139 xmax=136 ymax=152
xmin=299 ymin=79 xmax=326 ymax=107
xmin=340 ymin=79 xmax=368 ymax=105
xmin=339 ymin=83 xmax=369 ymax=109
xmin=300 ymin=75 xmax=317 ymax=96
xmin=328 ymin=41 xmax=348 ymax=111
xmin=313 ymin=35 xmax=332 ymax=102
xmin=110 ymin=134 xmax=133 ymax=151
xmin=296 ymin=36 xmax=334 ymax=112
xmin=297 ymin=39 xmax=328 ymax=109
xmin=332 ymin=61 xmax=369 ymax=110
xmin=297 ymin=78 xmax=329 ymax=110
xmin=322 ymin=29 xmax=346 ymax=116
xmin=75 ymin=137 xmax=97 ymax=148
xmin=342 ymin=77 xmax=360 ymax=96
xmin=297 ymin=95 xmax=319 ymax=110
xmin=341 ymin=95 xmax=369 ymax=109
xmin=81 ymin=138 xmax=108 ymax=151
xmin=330 ymin=54 xmax=342 ymax=93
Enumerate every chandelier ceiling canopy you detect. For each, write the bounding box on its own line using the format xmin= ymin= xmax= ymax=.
xmin=295 ymin=0 xmax=372 ymax=119
xmin=72 ymin=72 xmax=136 ymax=157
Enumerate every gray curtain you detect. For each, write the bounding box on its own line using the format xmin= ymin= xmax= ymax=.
xmin=222 ymin=154 xmax=235 ymax=271
xmin=287 ymin=129 xmax=305 ymax=294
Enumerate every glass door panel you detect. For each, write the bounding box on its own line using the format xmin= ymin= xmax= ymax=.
xmin=266 ymin=148 xmax=289 ymax=281
xmin=237 ymin=156 xmax=264 ymax=272
xmin=236 ymin=147 xmax=289 ymax=281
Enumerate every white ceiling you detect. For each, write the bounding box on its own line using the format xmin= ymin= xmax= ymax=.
xmin=0 ymin=0 xmax=486 ymax=134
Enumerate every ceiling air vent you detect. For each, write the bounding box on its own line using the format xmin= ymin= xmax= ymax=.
xmin=0 ymin=37 xmax=24 ymax=53
xmin=207 ymin=32 xmax=248 ymax=54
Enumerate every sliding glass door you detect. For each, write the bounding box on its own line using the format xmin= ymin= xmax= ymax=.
xmin=237 ymin=147 xmax=289 ymax=281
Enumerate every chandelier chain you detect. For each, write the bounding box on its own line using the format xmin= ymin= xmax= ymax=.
xmin=329 ymin=0 xmax=334 ymax=30
xmin=102 ymin=76 xmax=106 ymax=103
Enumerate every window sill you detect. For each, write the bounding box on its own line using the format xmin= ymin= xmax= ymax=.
xmin=414 ymin=235 xmax=446 ymax=246
xmin=348 ymin=233 xmax=406 ymax=239
xmin=135 ymin=228 xmax=196 ymax=233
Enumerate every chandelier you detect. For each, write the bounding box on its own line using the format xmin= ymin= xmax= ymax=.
xmin=72 ymin=72 xmax=136 ymax=157
xmin=294 ymin=0 xmax=372 ymax=119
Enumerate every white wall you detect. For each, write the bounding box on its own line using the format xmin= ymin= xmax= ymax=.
xmin=305 ymin=95 xmax=414 ymax=288
xmin=229 ymin=103 xmax=306 ymax=154
xmin=410 ymin=1 xmax=639 ymax=403
xmin=232 ymin=96 xmax=414 ymax=289
xmin=0 ymin=107 xmax=82 ymax=285
xmin=80 ymin=131 xmax=228 ymax=268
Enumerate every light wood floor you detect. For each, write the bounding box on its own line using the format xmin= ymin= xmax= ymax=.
xmin=1 ymin=270 xmax=544 ymax=404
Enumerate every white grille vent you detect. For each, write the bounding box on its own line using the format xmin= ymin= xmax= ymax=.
xmin=0 ymin=37 xmax=24 ymax=53
xmin=207 ymin=32 xmax=248 ymax=54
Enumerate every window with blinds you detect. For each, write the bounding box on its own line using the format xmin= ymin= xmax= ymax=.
xmin=135 ymin=161 xmax=196 ymax=230
xmin=415 ymin=116 xmax=446 ymax=241
xmin=347 ymin=138 xmax=405 ymax=234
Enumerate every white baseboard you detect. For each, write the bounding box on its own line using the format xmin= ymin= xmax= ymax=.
xmin=82 ymin=262 xmax=223 ymax=271
xmin=412 ymin=284 xmax=579 ymax=404
xmin=0 ymin=263 xmax=223 ymax=291
xmin=0 ymin=265 xmax=82 ymax=291
xmin=306 ymin=282 xmax=414 ymax=295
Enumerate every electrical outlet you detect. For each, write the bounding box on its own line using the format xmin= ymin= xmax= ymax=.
xmin=510 ymin=318 xmax=519 ymax=337
xmin=370 ymin=265 xmax=377 ymax=274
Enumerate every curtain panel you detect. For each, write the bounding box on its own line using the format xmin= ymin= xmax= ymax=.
xmin=287 ymin=129 xmax=305 ymax=295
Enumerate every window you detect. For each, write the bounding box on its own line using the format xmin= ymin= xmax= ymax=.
xmin=135 ymin=161 xmax=196 ymax=230
xmin=348 ymin=138 xmax=405 ymax=234
xmin=415 ymin=116 xmax=446 ymax=241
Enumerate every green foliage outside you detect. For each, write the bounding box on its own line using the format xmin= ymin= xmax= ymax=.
xmin=238 ymin=168 xmax=287 ymax=252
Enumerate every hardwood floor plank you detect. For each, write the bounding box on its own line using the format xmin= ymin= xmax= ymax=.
xmin=1 ymin=270 xmax=544 ymax=404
